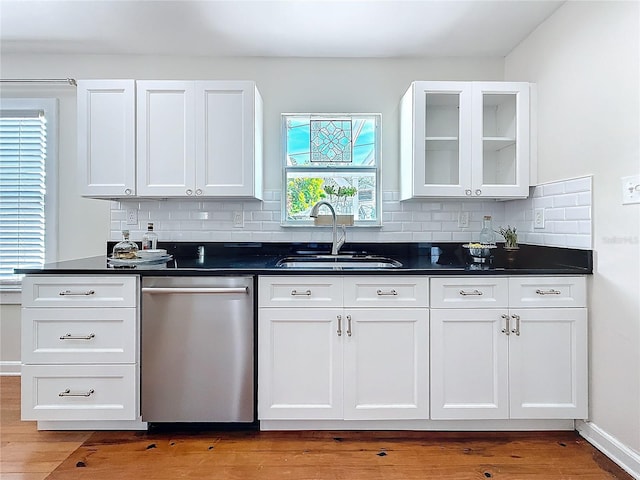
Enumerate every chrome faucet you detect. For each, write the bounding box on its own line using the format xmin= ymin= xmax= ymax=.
xmin=310 ymin=201 xmax=346 ymax=255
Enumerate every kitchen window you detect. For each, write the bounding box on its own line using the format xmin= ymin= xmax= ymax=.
xmin=0 ymin=98 xmax=58 ymax=288
xmin=282 ymin=113 xmax=381 ymax=226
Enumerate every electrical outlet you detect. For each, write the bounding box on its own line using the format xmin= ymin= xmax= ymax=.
xmin=233 ymin=211 xmax=244 ymax=228
xmin=621 ymin=175 xmax=640 ymax=205
xmin=126 ymin=209 xmax=138 ymax=225
xmin=458 ymin=211 xmax=469 ymax=228
xmin=534 ymin=208 xmax=545 ymax=229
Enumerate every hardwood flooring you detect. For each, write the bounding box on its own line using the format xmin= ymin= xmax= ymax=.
xmin=1 ymin=376 xmax=633 ymax=480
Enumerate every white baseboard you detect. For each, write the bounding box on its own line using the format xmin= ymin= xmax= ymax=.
xmin=0 ymin=361 xmax=21 ymax=376
xmin=576 ymin=420 xmax=640 ymax=479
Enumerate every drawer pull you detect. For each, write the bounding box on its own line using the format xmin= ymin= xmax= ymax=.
xmin=536 ymin=289 xmax=561 ymax=296
xmin=291 ymin=289 xmax=311 ymax=296
xmin=459 ymin=289 xmax=483 ymax=296
xmin=376 ymin=289 xmax=398 ymax=296
xmin=59 ymin=333 xmax=96 ymax=341
xmin=59 ymin=290 xmax=95 ymax=296
xmin=59 ymin=388 xmax=95 ymax=397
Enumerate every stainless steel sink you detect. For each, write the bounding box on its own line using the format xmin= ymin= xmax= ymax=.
xmin=275 ymin=254 xmax=402 ymax=269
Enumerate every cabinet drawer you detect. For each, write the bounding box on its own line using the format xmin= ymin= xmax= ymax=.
xmin=508 ymin=277 xmax=586 ymax=307
xmin=22 ymin=308 xmax=137 ymax=364
xmin=430 ymin=277 xmax=509 ymax=308
xmin=259 ymin=276 xmax=343 ymax=307
xmin=343 ymin=277 xmax=428 ymax=307
xmin=22 ymin=276 xmax=138 ymax=308
xmin=21 ymin=364 xmax=138 ymax=421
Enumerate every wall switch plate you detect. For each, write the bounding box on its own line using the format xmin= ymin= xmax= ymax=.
xmin=621 ymin=175 xmax=640 ymax=205
xmin=534 ymin=208 xmax=545 ymax=229
xmin=126 ymin=208 xmax=137 ymax=225
xmin=458 ymin=211 xmax=469 ymax=228
xmin=233 ymin=211 xmax=244 ymax=228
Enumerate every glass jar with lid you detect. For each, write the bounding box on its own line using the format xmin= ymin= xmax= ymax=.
xmin=112 ymin=230 xmax=139 ymax=259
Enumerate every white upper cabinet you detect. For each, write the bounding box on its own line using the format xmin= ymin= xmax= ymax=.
xmin=400 ymin=81 xmax=531 ymax=199
xmin=137 ymin=80 xmax=263 ymax=199
xmin=77 ymin=80 xmax=136 ymax=198
xmin=78 ymin=79 xmax=263 ymax=199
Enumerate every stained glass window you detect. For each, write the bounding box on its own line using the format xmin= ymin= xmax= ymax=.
xmin=282 ymin=114 xmax=380 ymax=225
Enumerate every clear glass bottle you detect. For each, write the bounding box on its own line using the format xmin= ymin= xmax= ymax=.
xmin=112 ymin=230 xmax=139 ymax=259
xmin=479 ymin=215 xmax=496 ymax=245
xmin=141 ymin=223 xmax=158 ymax=250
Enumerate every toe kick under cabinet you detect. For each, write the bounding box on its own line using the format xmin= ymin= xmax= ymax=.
xmin=430 ymin=276 xmax=587 ymax=421
xmin=21 ymin=276 xmax=140 ymax=425
xmin=258 ymin=276 xmax=429 ymax=421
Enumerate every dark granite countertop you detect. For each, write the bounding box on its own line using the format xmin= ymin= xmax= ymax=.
xmin=16 ymin=242 xmax=593 ymax=276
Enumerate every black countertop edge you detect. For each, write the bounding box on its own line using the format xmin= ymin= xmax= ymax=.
xmin=17 ymin=242 xmax=592 ymax=275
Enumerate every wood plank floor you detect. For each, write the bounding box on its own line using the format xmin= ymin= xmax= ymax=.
xmin=1 ymin=376 xmax=633 ymax=480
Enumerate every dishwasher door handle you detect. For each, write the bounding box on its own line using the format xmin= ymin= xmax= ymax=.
xmin=142 ymin=287 xmax=249 ymax=295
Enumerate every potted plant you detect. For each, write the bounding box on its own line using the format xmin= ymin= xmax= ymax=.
xmin=498 ymin=225 xmax=518 ymax=250
xmin=314 ymin=184 xmax=357 ymax=226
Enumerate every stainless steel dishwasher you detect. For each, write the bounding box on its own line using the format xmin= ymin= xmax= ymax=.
xmin=141 ymin=276 xmax=254 ymax=423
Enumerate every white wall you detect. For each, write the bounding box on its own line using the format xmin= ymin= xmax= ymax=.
xmin=0 ymin=54 xmax=504 ymax=260
xmin=505 ymin=0 xmax=640 ymax=465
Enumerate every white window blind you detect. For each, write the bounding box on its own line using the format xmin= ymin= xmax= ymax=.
xmin=0 ymin=110 xmax=47 ymax=281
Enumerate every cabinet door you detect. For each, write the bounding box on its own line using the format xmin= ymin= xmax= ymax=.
xmin=137 ymin=81 xmax=196 ymax=196
xmin=77 ymin=80 xmax=136 ymax=197
xmin=402 ymin=81 xmax=473 ymax=198
xmin=343 ymin=308 xmax=429 ymax=420
xmin=258 ymin=308 xmax=343 ymax=420
xmin=430 ymin=308 xmax=509 ymax=420
xmin=471 ymin=82 xmax=529 ymax=198
xmin=508 ymin=308 xmax=587 ymax=419
xmin=195 ymin=81 xmax=262 ymax=198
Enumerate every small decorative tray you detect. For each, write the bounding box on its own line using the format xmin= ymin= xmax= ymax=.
xmin=107 ymin=254 xmax=173 ymax=267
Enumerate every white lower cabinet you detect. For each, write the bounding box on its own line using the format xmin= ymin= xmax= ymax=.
xmin=258 ymin=276 xmax=429 ymax=421
xmin=430 ymin=276 xmax=587 ymax=421
xmin=21 ymin=275 xmax=141 ymax=425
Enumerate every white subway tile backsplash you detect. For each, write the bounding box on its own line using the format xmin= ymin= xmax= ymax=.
xmin=109 ymin=177 xmax=592 ymax=249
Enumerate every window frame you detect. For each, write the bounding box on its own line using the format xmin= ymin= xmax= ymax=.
xmin=0 ymin=98 xmax=58 ymax=291
xmin=281 ymin=112 xmax=382 ymax=227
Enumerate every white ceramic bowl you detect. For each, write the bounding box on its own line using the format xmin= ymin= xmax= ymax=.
xmin=137 ymin=249 xmax=167 ymax=259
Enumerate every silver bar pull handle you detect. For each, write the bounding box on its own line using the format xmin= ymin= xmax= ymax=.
xmin=459 ymin=289 xmax=483 ymax=296
xmin=337 ymin=315 xmax=342 ymax=337
xmin=536 ymin=289 xmax=561 ymax=295
xmin=59 ymin=290 xmax=95 ymax=296
xmin=59 ymin=388 xmax=95 ymax=397
xmin=290 ymin=289 xmax=311 ymax=296
xmin=60 ymin=333 xmax=95 ymax=341
xmin=142 ymin=287 xmax=248 ymax=295
xmin=376 ymin=289 xmax=398 ymax=296
xmin=501 ymin=314 xmax=510 ymax=335
xmin=511 ymin=314 xmax=521 ymax=336
xmin=346 ymin=315 xmax=352 ymax=337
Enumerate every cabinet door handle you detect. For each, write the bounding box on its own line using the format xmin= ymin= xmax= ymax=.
xmin=465 ymin=189 xmax=472 ymax=196
xmin=290 ymin=289 xmax=311 ymax=296
xmin=124 ymin=188 xmax=132 ymax=195
xmin=511 ymin=314 xmax=521 ymax=336
xmin=186 ymin=189 xmax=193 ymax=196
xmin=459 ymin=289 xmax=483 ymax=296
xmin=376 ymin=289 xmax=397 ymax=296
xmin=535 ymin=289 xmax=561 ymax=295
xmin=59 ymin=388 xmax=95 ymax=398
xmin=59 ymin=333 xmax=96 ymax=341
xmin=195 ymin=188 xmax=203 ymax=196
xmin=346 ymin=315 xmax=352 ymax=337
xmin=337 ymin=315 xmax=342 ymax=337
xmin=475 ymin=189 xmax=482 ymax=196
xmin=501 ymin=314 xmax=510 ymax=335
xmin=59 ymin=290 xmax=95 ymax=296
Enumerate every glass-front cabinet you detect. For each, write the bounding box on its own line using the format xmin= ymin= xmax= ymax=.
xmin=400 ymin=81 xmax=531 ymax=199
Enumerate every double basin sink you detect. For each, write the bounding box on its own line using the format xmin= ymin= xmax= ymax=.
xmin=275 ymin=254 xmax=402 ymax=270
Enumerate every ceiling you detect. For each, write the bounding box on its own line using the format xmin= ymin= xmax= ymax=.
xmin=0 ymin=0 xmax=565 ymax=58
